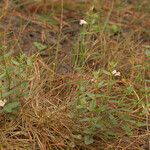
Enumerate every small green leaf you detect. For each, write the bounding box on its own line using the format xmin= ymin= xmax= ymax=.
xmin=33 ymin=42 xmax=47 ymax=51
xmin=97 ymin=81 xmax=105 ymax=88
xmin=122 ymin=125 xmax=133 ymax=136
xmin=109 ymin=114 xmax=117 ymax=125
xmin=11 ymin=59 xmax=20 ymax=66
xmin=72 ymin=134 xmax=82 ymax=140
xmin=84 ymin=135 xmax=94 ymax=145
xmin=86 ymin=92 xmax=95 ymax=100
xmin=102 ymin=70 xmax=111 ymax=76
xmin=88 ymin=99 xmax=97 ymax=111
xmin=76 ymin=97 xmax=87 ymax=109
xmin=27 ymin=58 xmax=33 ymax=67
xmin=145 ymin=49 xmax=150 ymax=58
xmin=79 ymin=86 xmax=86 ymax=92
xmin=2 ymin=88 xmax=17 ymax=98
xmin=0 ymin=45 xmax=7 ymax=50
xmin=2 ymin=101 xmax=20 ymax=113
xmin=110 ymin=24 xmax=119 ymax=34
xmin=0 ymin=72 xmax=6 ymax=79
xmin=105 ymin=131 xmax=117 ymax=139
xmin=0 ymin=52 xmax=12 ymax=60
xmin=80 ymin=117 xmax=92 ymax=122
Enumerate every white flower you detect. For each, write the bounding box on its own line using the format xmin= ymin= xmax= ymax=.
xmin=112 ymin=70 xmax=117 ymax=75
xmin=0 ymin=99 xmax=7 ymax=107
xmin=112 ymin=70 xmax=121 ymax=77
xmin=115 ymin=72 xmax=120 ymax=76
xmin=79 ymin=19 xmax=87 ymax=25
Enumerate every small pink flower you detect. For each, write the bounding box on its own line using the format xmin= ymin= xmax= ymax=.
xmin=0 ymin=99 xmax=7 ymax=107
xmin=79 ymin=19 xmax=87 ymax=25
xmin=112 ymin=70 xmax=121 ymax=77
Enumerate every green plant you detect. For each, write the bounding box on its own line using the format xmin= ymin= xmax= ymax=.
xmin=73 ymin=10 xmax=101 ymax=70
xmin=0 ymin=45 xmax=35 ymax=115
xmin=70 ymin=2 xmax=150 ymax=147
xmin=73 ymin=66 xmax=146 ymax=145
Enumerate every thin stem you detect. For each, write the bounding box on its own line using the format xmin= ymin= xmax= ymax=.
xmin=54 ymin=0 xmax=64 ymax=71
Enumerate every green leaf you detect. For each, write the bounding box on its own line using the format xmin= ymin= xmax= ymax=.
xmin=110 ymin=24 xmax=119 ymax=34
xmin=76 ymin=97 xmax=87 ymax=109
xmin=33 ymin=42 xmax=47 ymax=51
xmin=88 ymin=99 xmax=97 ymax=111
xmin=93 ymin=70 xmax=100 ymax=79
xmin=2 ymin=101 xmax=20 ymax=113
xmin=71 ymin=134 xmax=82 ymax=140
xmin=84 ymin=135 xmax=94 ymax=145
xmin=2 ymin=88 xmax=17 ymax=98
xmin=0 ymin=52 xmax=12 ymax=61
xmin=101 ymin=70 xmax=111 ymax=76
xmin=122 ymin=125 xmax=133 ymax=136
xmin=109 ymin=114 xmax=117 ymax=125
xmin=80 ymin=117 xmax=92 ymax=122
xmin=97 ymin=81 xmax=106 ymax=88
xmin=105 ymin=131 xmax=117 ymax=139
xmin=86 ymin=92 xmax=95 ymax=100
xmin=27 ymin=58 xmax=33 ymax=67
xmin=0 ymin=72 xmax=6 ymax=79
xmin=0 ymin=45 xmax=7 ymax=51
xmin=145 ymin=49 xmax=150 ymax=58
xmin=79 ymin=86 xmax=86 ymax=93
xmin=11 ymin=59 xmax=20 ymax=66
